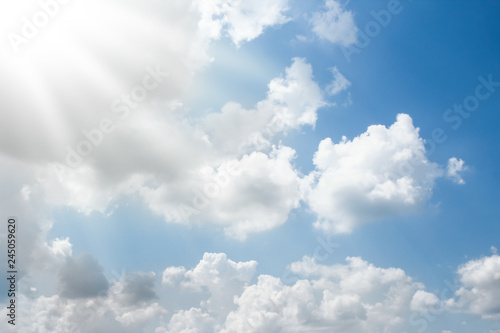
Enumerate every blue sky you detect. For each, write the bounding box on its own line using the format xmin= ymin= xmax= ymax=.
xmin=1 ymin=0 xmax=500 ymax=332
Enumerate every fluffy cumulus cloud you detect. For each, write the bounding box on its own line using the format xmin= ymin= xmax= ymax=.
xmin=163 ymin=253 xmax=257 ymax=316
xmin=202 ymin=57 xmax=325 ymax=154
xmin=303 ymin=113 xmax=444 ymax=234
xmin=7 ymin=251 xmax=500 ymax=332
xmin=152 ymin=253 xmax=500 ymax=332
xmin=263 ymin=57 xmax=326 ymax=131
xmin=49 ymin=237 xmax=73 ymax=259
xmin=411 ymin=290 xmax=441 ymax=313
xmin=131 ymin=57 xmax=324 ymax=240
xmin=447 ymin=254 xmax=500 ymax=319
xmin=155 ymin=253 xmax=433 ymax=333
xmin=197 ymin=0 xmax=290 ymax=46
xmin=161 ymin=307 xmax=218 ymax=333
xmin=311 ymin=0 xmax=358 ymax=46
xmin=162 ymin=267 xmax=187 ymax=287
xmin=138 ymin=143 xmax=302 ymax=240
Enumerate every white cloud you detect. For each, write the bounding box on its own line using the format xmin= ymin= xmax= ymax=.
xmin=202 ymin=57 xmax=325 ymax=154
xmin=447 ymin=157 xmax=467 ymax=184
xmin=1 ymin=252 xmax=458 ymax=332
xmin=448 ymin=254 xmax=500 ymax=319
xmin=264 ymin=57 xmax=326 ymax=131
xmin=162 ymin=267 xmax=187 ymax=287
xmin=311 ymin=0 xmax=358 ymax=46
xmin=172 ymin=253 xmax=257 ymax=315
xmin=202 ymin=101 xmax=275 ymax=154
xmin=49 ymin=237 xmax=73 ymax=259
xmin=304 ymin=113 xmax=444 ymax=234
xmin=295 ymin=34 xmax=308 ymax=42
xmin=162 ymin=307 xmax=218 ymax=333
xmin=116 ymin=303 xmax=165 ymax=326
xmin=223 ymin=0 xmax=290 ymax=46
xmin=326 ymin=66 xmax=351 ymax=95
xmin=222 ymin=256 xmax=426 ymax=332
xmin=140 ymin=145 xmax=301 ymax=240
xmin=207 ymin=146 xmax=301 ymax=240
xmin=0 ymin=55 xmax=323 ymax=245
xmin=411 ymin=290 xmax=441 ymax=313
xmin=134 ymin=58 xmax=323 ymax=240
xmin=156 ymin=253 xmax=433 ymax=333
xmin=195 ymin=0 xmax=290 ymax=46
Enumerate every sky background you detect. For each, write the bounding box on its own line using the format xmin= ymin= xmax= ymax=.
xmin=1 ymin=0 xmax=500 ymax=332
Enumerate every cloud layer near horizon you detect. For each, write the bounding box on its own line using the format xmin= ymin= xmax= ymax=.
xmin=5 ymin=251 xmax=500 ymax=332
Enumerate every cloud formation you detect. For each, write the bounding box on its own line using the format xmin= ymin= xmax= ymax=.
xmin=121 ymin=58 xmax=324 ymax=240
xmin=326 ymin=66 xmax=351 ymax=96
xmin=5 ymin=250 xmax=499 ymax=332
xmin=198 ymin=0 xmax=290 ymax=46
xmin=448 ymin=254 xmax=500 ymax=319
xmin=58 ymin=253 xmax=109 ymax=299
xmin=447 ymin=157 xmax=467 ymax=184
xmin=157 ymin=253 xmax=433 ymax=333
xmin=304 ymin=114 xmax=443 ymax=233
xmin=311 ymin=0 xmax=358 ymax=46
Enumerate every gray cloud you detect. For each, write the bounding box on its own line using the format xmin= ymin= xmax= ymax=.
xmin=58 ymin=253 xmax=109 ymax=299
xmin=118 ymin=272 xmax=158 ymax=306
